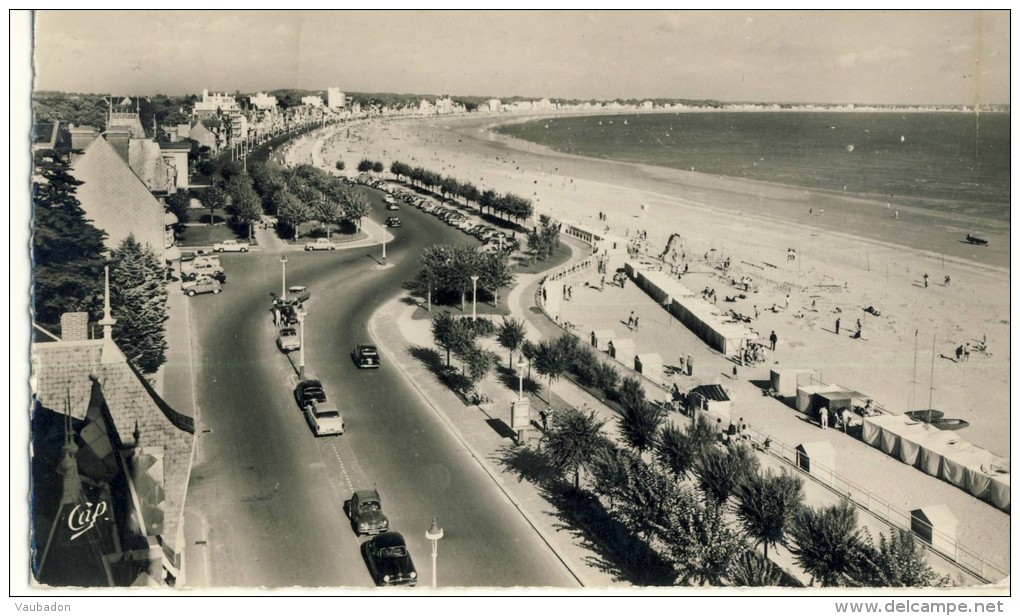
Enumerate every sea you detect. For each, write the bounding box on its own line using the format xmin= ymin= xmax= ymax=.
xmin=495 ymin=112 xmax=1010 ymax=224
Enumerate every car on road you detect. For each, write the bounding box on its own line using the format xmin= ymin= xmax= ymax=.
xmin=352 ymin=345 xmax=380 ymax=368
xmin=347 ymin=489 xmax=390 ymax=536
xmin=386 ymin=217 xmax=402 ymax=228
xmin=295 ymin=375 xmax=327 ymax=408
xmin=304 ymin=238 xmax=337 ymax=251
xmin=288 ymin=285 xmax=311 ymax=303
xmin=303 ymin=399 xmax=345 ymax=436
xmin=276 ymin=326 xmax=300 ymax=352
xmin=386 ymin=203 xmax=399 ymax=211
xmin=182 ymin=277 xmax=222 ymax=297
xmin=213 ymin=239 xmax=250 ymax=253
xmin=363 ymin=532 xmax=417 ymax=586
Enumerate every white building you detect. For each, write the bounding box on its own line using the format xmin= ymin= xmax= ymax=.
xmin=435 ymin=96 xmax=454 ymax=115
xmin=193 ymin=89 xmax=241 ymax=117
xmin=250 ymin=92 xmax=278 ymax=111
xmin=327 ymin=87 xmax=346 ymax=109
xmin=487 ymin=99 xmax=502 ymax=113
xmin=301 ymin=95 xmax=324 ymax=108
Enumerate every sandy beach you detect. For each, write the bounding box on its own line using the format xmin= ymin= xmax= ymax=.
xmin=293 ymin=113 xmax=1010 ymax=460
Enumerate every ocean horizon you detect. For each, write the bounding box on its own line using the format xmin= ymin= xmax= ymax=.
xmin=495 ymin=111 xmax=1010 ymax=226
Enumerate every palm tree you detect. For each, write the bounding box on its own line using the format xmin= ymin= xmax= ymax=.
xmin=693 ymin=443 xmax=759 ymax=509
xmin=788 ymin=499 xmax=868 ymax=587
xmin=726 ymin=552 xmax=786 ymax=587
xmin=496 ymin=317 xmax=527 ymax=367
xmin=543 ymin=407 xmax=607 ymax=489
xmin=655 ymin=423 xmax=698 ymax=481
xmin=733 ymin=469 xmax=804 ymax=558
xmin=617 ymin=401 xmax=665 ymax=454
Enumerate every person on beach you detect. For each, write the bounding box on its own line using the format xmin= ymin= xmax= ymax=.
xmin=923 ymin=273 xmax=929 ymax=288
xmin=687 ymin=354 xmax=694 ymax=376
xmin=627 ymin=311 xmax=635 ymax=329
xmin=945 ymin=275 xmax=951 ymax=286
xmin=819 ymin=406 xmax=829 ymax=430
xmin=754 ymin=305 xmax=760 ymax=319
xmin=856 ymin=319 xmax=862 ymax=335
xmin=835 ymin=317 xmax=841 ymax=335
xmin=770 ymin=331 xmax=778 ymax=351
xmin=633 ymin=316 xmax=639 ymax=330
xmin=964 ymin=343 xmax=971 ymax=361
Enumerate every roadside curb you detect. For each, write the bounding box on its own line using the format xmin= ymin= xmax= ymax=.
xmin=368 ymin=298 xmax=588 ymax=588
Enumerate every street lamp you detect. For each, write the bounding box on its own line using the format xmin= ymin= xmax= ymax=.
xmin=280 ymin=255 xmax=288 ymax=300
xmin=517 ymin=359 xmax=527 ymax=399
xmin=425 ymin=518 xmax=444 ymax=589
xmin=470 ymin=275 xmax=479 ymax=321
xmin=382 ymin=226 xmax=387 ymax=262
xmin=297 ymin=308 xmax=307 ymax=380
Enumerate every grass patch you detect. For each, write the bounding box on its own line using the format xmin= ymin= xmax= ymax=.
xmin=515 ymin=242 xmax=574 ymax=275
xmin=177 ymin=224 xmax=244 ymax=246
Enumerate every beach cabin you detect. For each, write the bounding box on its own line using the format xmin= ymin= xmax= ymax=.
xmin=795 ymin=384 xmax=845 ymax=414
xmin=687 ymin=384 xmax=732 ymax=422
xmin=607 ymin=338 xmax=636 ymax=363
xmin=590 ymin=329 xmax=616 ymax=352
xmin=796 ymin=441 xmax=835 ymax=484
xmin=634 ymin=353 xmax=664 ymax=381
xmin=812 ymin=389 xmax=867 ymax=416
xmin=770 ymin=368 xmax=821 ymax=400
xmin=910 ymin=505 xmax=958 ymax=558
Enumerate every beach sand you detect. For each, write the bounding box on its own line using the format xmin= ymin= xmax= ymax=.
xmin=293 ymin=114 xmax=1010 ymax=460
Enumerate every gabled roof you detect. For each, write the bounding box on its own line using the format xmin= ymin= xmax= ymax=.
xmin=690 ymin=384 xmax=730 ymax=402
xmin=32 ymin=338 xmax=195 ymax=564
xmin=71 ymin=136 xmax=166 ymax=262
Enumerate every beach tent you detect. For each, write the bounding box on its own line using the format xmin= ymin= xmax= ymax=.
xmin=813 ymin=389 xmax=867 ymax=415
xmin=634 ymin=353 xmax=664 ymax=379
xmin=770 ymin=368 xmax=821 ymax=399
xmin=687 ymin=384 xmax=732 ymax=419
xmin=910 ymin=505 xmax=958 ymax=558
xmin=607 ymin=338 xmax=636 ymax=362
xmin=590 ymin=329 xmax=616 ymax=352
xmin=796 ymin=441 xmax=835 ymax=484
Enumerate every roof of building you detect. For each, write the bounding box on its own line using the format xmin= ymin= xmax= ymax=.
xmin=128 ymin=139 xmax=171 ymax=193
xmin=33 ymin=122 xmax=57 ymax=145
xmin=71 ymin=136 xmax=166 ymax=261
xmin=32 ymin=338 xmax=195 ymax=563
xmin=690 ymin=384 xmax=730 ymax=402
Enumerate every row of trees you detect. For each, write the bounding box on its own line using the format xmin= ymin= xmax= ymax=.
xmin=248 ymin=162 xmax=372 ymax=239
xmin=526 ymin=331 xmax=949 ymax=587
xmin=389 ymin=161 xmax=534 ymax=225
xmin=410 ymin=244 xmax=515 ymax=310
xmin=357 ymin=158 xmax=385 ymax=173
xmin=33 ymin=150 xmax=169 ymax=373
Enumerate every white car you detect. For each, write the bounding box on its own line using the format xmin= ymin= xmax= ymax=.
xmin=304 ymin=400 xmax=345 ymax=436
xmin=213 ymin=240 xmax=250 ymax=253
xmin=304 ymin=238 xmax=337 ymax=251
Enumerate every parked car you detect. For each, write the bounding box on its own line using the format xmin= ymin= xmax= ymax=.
xmin=182 ymin=278 xmax=222 ymax=296
xmin=348 ymin=489 xmax=390 ymax=536
xmin=363 ymin=532 xmax=417 ymax=586
xmin=277 ymin=326 xmax=300 ymax=352
xmin=352 ymin=345 xmax=380 ymax=368
xmin=213 ymin=239 xmax=250 ymax=253
xmin=295 ymin=374 xmax=327 ymax=408
xmin=304 ymin=399 xmax=345 ymax=436
xmin=288 ymin=285 xmax=311 ymax=303
xmin=275 ymin=304 xmax=300 ymax=326
xmin=304 ymin=238 xmax=336 ymax=251
xmin=386 ymin=217 xmax=402 ymax=228
xmin=386 ymin=203 xmax=399 ymax=211
xmin=182 ymin=268 xmax=226 ymax=283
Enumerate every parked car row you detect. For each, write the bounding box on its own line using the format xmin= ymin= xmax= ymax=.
xmin=180 ymin=253 xmax=225 ymax=296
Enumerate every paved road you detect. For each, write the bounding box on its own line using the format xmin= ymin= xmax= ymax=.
xmin=184 ymin=188 xmax=578 ymax=588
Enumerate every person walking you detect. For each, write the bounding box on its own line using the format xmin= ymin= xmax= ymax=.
xmin=539 ymin=408 xmax=550 ymax=431
xmin=835 ymin=317 xmax=841 ymax=335
xmin=678 ymin=355 xmax=686 ymax=374
xmin=769 ymin=330 xmax=778 ymax=351
xmin=923 ymin=273 xmax=929 ymax=288
xmin=627 ymin=311 xmax=635 ymax=329
xmin=819 ymin=406 xmax=829 ymax=430
xmin=687 ymin=354 xmax=694 ymax=376
xmin=633 ymin=316 xmax=640 ymax=330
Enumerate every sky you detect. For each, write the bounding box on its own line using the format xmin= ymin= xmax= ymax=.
xmin=31 ymin=10 xmax=1011 ymax=105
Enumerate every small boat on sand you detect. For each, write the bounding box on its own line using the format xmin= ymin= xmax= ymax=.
xmin=966 ymin=234 xmax=989 ymax=246
xmin=907 ymin=409 xmax=969 ymax=431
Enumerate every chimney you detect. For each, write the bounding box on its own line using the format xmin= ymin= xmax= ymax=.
xmin=105 ymin=128 xmax=132 ymax=162
xmin=60 ymin=312 xmax=89 ymax=341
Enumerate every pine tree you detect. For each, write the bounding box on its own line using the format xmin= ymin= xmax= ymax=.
xmin=32 ymin=149 xmax=107 ymax=327
xmin=109 ymin=235 xmax=169 ymax=373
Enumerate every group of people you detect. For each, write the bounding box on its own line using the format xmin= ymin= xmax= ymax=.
xmin=786 ymin=247 xmax=797 ymax=262
xmin=955 ymin=343 xmax=971 ymax=362
xmin=626 ymin=311 xmax=640 ymax=330
xmin=716 ymin=417 xmax=750 ymax=444
xmin=562 ymin=284 xmax=574 ymax=301
xmin=702 ymin=287 xmax=718 ymax=303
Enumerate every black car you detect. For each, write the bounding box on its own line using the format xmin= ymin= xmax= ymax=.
xmin=386 ymin=217 xmax=402 ymax=228
xmin=352 ymin=345 xmax=380 ymax=368
xmin=363 ymin=532 xmax=417 ymax=586
xmin=294 ymin=375 xmax=327 ymax=408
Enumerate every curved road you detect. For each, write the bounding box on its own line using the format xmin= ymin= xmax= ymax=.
xmin=185 ymin=187 xmax=578 ymax=588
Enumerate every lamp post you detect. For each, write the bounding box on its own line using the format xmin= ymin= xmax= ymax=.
xmin=382 ymin=226 xmax=387 ymax=262
xmin=425 ymin=518 xmax=444 ymax=589
xmin=665 ymin=297 xmax=673 ymax=328
xmin=517 ymin=359 xmax=527 ymax=399
xmin=470 ymin=275 xmax=479 ymax=321
xmin=297 ymin=308 xmax=307 ymax=380
xmin=280 ymin=255 xmax=288 ymax=300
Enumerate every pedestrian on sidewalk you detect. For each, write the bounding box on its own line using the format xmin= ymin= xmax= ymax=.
xmin=769 ymin=330 xmax=778 ymax=351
